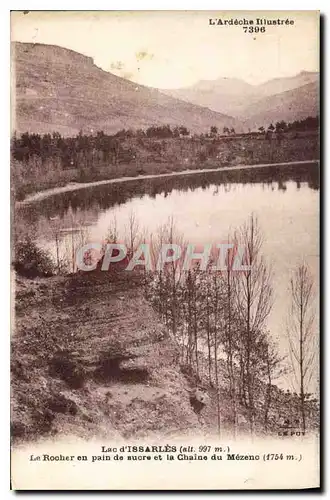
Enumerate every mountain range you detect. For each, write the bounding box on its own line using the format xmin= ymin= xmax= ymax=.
xmin=12 ymin=42 xmax=318 ymax=136
xmin=162 ymin=71 xmax=319 ymax=128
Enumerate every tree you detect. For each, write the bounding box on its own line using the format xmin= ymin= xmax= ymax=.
xmin=202 ymin=275 xmax=213 ymax=385
xmin=178 ymin=126 xmax=190 ymax=137
xmin=233 ymin=214 xmax=273 ymax=435
xmin=14 ymin=237 xmax=55 ymax=278
xmin=261 ymin=336 xmax=283 ymax=431
xmin=275 ymin=120 xmax=287 ymax=133
xmin=212 ymin=273 xmax=222 ymax=436
xmin=105 ymin=215 xmax=118 ymax=245
xmin=225 ymin=276 xmax=237 ymax=433
xmin=286 ymin=263 xmax=316 ymax=432
xmin=149 ymin=217 xmax=185 ymax=341
xmin=145 ymin=212 xmax=294 ymax=437
xmin=210 ymin=126 xmax=218 ymax=136
xmin=125 ymin=211 xmax=140 ymax=259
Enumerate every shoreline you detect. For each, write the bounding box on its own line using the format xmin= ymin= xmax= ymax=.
xmin=18 ymin=159 xmax=319 ymax=205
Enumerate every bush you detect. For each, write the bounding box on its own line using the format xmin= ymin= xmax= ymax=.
xmin=47 ymin=394 xmax=78 ymax=415
xmin=49 ymin=350 xmax=86 ymax=389
xmin=14 ymin=238 xmax=55 ymax=278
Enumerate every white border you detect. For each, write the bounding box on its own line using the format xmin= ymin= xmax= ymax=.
xmin=2 ymin=2 xmax=327 ymax=498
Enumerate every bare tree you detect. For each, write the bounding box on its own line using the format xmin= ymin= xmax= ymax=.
xmin=166 ymin=216 xmax=185 ymax=338
xmin=105 ymin=214 xmax=118 ymax=244
xmin=149 ymin=217 xmax=185 ymax=341
xmin=125 ymin=210 xmax=140 ymax=259
xmin=49 ymin=219 xmax=63 ymax=273
xmin=212 ymin=273 xmax=222 ymax=437
xmin=204 ymin=276 xmax=213 ymax=385
xmin=260 ymin=336 xmax=283 ymax=432
xmin=234 ymin=214 xmax=273 ymax=435
xmin=223 ymin=247 xmax=239 ymax=437
xmin=286 ymin=263 xmax=316 ymax=432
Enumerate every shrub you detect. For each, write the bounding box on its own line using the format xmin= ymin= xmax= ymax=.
xmin=14 ymin=237 xmax=55 ymax=278
xmin=49 ymin=350 xmax=86 ymax=389
xmin=47 ymin=394 xmax=78 ymax=415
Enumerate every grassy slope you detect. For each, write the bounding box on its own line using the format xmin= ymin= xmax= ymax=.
xmin=11 ymin=270 xmax=206 ymax=443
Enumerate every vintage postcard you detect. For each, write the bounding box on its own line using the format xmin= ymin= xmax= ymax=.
xmin=10 ymin=10 xmax=320 ymax=490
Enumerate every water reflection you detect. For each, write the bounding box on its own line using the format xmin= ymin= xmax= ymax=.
xmin=17 ymin=162 xmax=319 ymax=236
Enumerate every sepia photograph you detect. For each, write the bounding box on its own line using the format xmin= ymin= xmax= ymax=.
xmin=10 ymin=10 xmax=320 ymax=490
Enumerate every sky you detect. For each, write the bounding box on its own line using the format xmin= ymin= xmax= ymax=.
xmin=11 ymin=10 xmax=319 ymax=88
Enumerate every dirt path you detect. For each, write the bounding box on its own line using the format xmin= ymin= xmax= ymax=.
xmin=18 ymin=159 xmax=319 ymax=205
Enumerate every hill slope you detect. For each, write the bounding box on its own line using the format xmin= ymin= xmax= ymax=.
xmin=257 ymin=71 xmax=318 ymax=97
xmin=12 ymin=42 xmax=240 ymax=136
xmin=162 ymin=72 xmax=319 ymax=124
xmin=243 ymin=82 xmax=318 ymax=128
xmin=12 ymin=271 xmax=205 ymax=442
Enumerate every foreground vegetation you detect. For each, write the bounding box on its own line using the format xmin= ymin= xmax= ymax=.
xmin=12 ymin=213 xmax=319 ymax=440
xmin=12 ymin=117 xmax=319 ymax=200
xmin=143 ymin=215 xmax=319 ymax=436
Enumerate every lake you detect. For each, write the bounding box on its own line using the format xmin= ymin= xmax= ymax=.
xmin=16 ymin=162 xmax=319 ymax=387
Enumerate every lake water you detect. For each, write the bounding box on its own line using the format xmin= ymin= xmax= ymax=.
xmin=16 ymin=162 xmax=319 ymax=387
